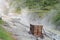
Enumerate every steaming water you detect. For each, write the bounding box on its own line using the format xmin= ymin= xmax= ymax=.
xmin=0 ymin=0 xmax=60 ymax=40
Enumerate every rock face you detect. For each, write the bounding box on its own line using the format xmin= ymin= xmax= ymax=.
xmin=30 ymin=24 xmax=43 ymax=38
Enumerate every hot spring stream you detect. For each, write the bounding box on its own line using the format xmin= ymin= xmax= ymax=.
xmin=0 ymin=0 xmax=60 ymax=40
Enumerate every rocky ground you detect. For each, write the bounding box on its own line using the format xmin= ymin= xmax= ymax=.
xmin=2 ymin=18 xmax=52 ymax=40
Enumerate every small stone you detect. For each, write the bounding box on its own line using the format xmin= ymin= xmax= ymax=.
xmin=0 ymin=39 xmax=2 ymax=40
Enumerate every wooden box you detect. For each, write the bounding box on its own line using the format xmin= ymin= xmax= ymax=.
xmin=30 ymin=24 xmax=43 ymax=37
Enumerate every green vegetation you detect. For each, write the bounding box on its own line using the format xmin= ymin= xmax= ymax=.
xmin=52 ymin=13 xmax=60 ymax=26
xmin=25 ymin=0 xmax=59 ymax=9
xmin=9 ymin=0 xmax=22 ymax=13
xmin=9 ymin=0 xmax=60 ymax=13
xmin=25 ymin=0 xmax=60 ymax=17
xmin=51 ymin=3 xmax=60 ymax=27
xmin=0 ymin=19 xmax=14 ymax=40
xmin=0 ymin=19 xmax=4 ymax=24
xmin=9 ymin=0 xmax=60 ymax=27
xmin=0 ymin=26 xmax=14 ymax=40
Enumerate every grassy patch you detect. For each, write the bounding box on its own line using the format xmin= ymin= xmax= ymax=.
xmin=0 ymin=19 xmax=4 ymax=24
xmin=0 ymin=26 xmax=14 ymax=40
xmin=0 ymin=19 xmax=14 ymax=40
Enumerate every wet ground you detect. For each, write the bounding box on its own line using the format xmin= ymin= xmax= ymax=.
xmin=2 ymin=18 xmax=52 ymax=40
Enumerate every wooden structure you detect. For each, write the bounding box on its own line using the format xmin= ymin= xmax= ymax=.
xmin=30 ymin=24 xmax=43 ymax=38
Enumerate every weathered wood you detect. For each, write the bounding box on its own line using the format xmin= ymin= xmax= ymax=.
xmin=30 ymin=24 xmax=43 ymax=38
